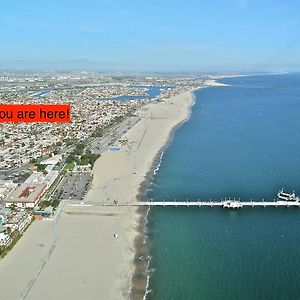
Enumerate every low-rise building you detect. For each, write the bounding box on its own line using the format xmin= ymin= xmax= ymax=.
xmin=5 ymin=183 xmax=46 ymax=208
xmin=0 ymin=180 xmax=17 ymax=201
xmin=4 ymin=211 xmax=32 ymax=232
xmin=24 ymin=172 xmax=43 ymax=184
xmin=0 ymin=232 xmax=11 ymax=247
xmin=40 ymin=155 xmax=62 ymax=166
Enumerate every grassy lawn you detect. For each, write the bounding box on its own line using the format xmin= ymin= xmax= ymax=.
xmin=63 ymin=161 xmax=75 ymax=171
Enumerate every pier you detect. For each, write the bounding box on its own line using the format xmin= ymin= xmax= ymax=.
xmin=134 ymin=200 xmax=300 ymax=208
xmin=80 ymin=199 xmax=300 ymax=209
xmin=136 ymin=200 xmax=300 ymax=209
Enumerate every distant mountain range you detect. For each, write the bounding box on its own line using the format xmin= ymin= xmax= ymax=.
xmin=0 ymin=59 xmax=296 ymax=73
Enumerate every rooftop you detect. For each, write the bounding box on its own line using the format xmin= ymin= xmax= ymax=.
xmin=7 ymin=183 xmax=46 ymax=203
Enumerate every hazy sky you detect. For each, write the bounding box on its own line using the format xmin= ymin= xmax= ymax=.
xmin=0 ymin=0 xmax=300 ymax=71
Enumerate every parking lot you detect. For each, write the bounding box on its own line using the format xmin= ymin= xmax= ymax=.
xmin=52 ymin=172 xmax=91 ymax=201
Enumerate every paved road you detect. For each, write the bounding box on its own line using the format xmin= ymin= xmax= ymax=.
xmin=89 ymin=115 xmax=140 ymax=154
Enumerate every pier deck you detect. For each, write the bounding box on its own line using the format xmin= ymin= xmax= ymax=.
xmin=79 ymin=200 xmax=300 ymax=208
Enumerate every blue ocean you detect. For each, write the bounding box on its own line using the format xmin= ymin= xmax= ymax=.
xmin=146 ymin=74 xmax=300 ymax=300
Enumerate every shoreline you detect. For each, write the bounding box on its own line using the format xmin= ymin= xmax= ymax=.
xmin=209 ymin=72 xmax=286 ymax=80
xmin=204 ymin=79 xmax=230 ymax=87
xmin=130 ymin=79 xmax=235 ymax=299
xmin=87 ymin=88 xmax=197 ymax=299
xmin=130 ymin=91 xmax=197 ymax=299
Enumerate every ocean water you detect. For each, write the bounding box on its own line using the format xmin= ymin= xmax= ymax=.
xmin=146 ymin=74 xmax=300 ymax=300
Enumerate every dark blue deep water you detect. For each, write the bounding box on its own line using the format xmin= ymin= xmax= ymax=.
xmin=146 ymin=74 xmax=300 ymax=300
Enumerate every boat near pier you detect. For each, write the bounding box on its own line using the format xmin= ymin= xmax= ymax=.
xmin=277 ymin=189 xmax=300 ymax=202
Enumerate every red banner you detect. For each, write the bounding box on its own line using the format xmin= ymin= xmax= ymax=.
xmin=0 ymin=104 xmax=71 ymax=123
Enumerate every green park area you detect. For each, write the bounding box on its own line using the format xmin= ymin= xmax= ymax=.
xmin=64 ymin=161 xmax=75 ymax=171
xmin=66 ymin=143 xmax=100 ymax=168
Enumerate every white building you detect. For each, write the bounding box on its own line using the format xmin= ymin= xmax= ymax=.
xmin=4 ymin=211 xmax=32 ymax=233
xmin=24 ymin=172 xmax=43 ymax=184
xmin=40 ymin=155 xmax=62 ymax=166
xmin=0 ymin=232 xmax=11 ymax=247
xmin=0 ymin=180 xmax=17 ymax=201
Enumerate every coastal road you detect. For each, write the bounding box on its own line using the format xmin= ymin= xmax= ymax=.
xmin=89 ymin=115 xmax=140 ymax=154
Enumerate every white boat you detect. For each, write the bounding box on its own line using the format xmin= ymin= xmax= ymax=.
xmin=277 ymin=189 xmax=300 ymax=202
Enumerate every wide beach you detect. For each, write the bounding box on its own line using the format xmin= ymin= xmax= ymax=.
xmin=86 ymin=89 xmax=196 ymax=299
xmin=0 ymin=89 xmax=195 ymax=300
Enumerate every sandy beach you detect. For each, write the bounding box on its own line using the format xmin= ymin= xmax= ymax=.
xmin=204 ymin=79 xmax=230 ymax=87
xmin=0 ymin=90 xmax=195 ymax=300
xmin=87 ymin=90 xmax=195 ymax=205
